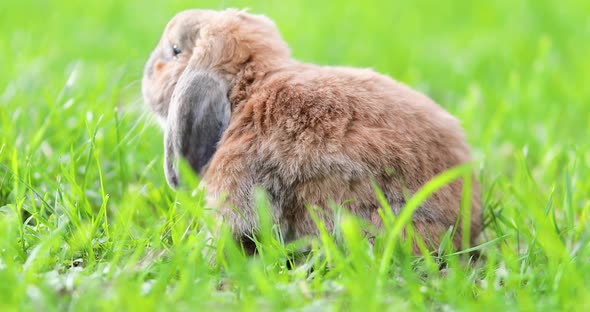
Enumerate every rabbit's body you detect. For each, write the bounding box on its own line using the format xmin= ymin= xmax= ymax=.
xmin=142 ymin=9 xmax=482 ymax=252
xmin=205 ymin=63 xmax=480 ymax=248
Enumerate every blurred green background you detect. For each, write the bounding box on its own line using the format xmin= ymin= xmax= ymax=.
xmin=1 ymin=0 xmax=590 ymax=310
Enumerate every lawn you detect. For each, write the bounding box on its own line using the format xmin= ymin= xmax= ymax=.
xmin=1 ymin=0 xmax=589 ymax=310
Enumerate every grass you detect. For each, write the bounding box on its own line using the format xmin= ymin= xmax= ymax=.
xmin=1 ymin=0 xmax=590 ymax=310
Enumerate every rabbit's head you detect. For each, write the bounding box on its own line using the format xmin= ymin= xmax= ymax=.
xmin=142 ymin=9 xmax=290 ymax=188
xmin=142 ymin=9 xmax=290 ymax=121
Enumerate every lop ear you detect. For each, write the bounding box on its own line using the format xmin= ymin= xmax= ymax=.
xmin=164 ymin=69 xmax=231 ymax=189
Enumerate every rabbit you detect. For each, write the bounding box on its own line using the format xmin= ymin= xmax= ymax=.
xmin=141 ymin=8 xmax=482 ymax=253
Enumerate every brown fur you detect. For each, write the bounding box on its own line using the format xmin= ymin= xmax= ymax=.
xmin=142 ymin=9 xmax=482 ymax=252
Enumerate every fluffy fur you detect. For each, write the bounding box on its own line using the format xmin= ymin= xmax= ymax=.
xmin=142 ymin=9 xmax=482 ymax=252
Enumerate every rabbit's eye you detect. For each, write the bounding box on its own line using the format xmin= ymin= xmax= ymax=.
xmin=172 ymin=45 xmax=182 ymax=57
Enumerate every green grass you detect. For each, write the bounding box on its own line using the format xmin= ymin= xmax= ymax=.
xmin=1 ymin=0 xmax=590 ymax=310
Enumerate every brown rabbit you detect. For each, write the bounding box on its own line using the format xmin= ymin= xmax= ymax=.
xmin=142 ymin=9 xmax=482 ymax=253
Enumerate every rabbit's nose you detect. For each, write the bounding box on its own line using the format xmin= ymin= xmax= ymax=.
xmin=153 ymin=60 xmax=165 ymax=75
